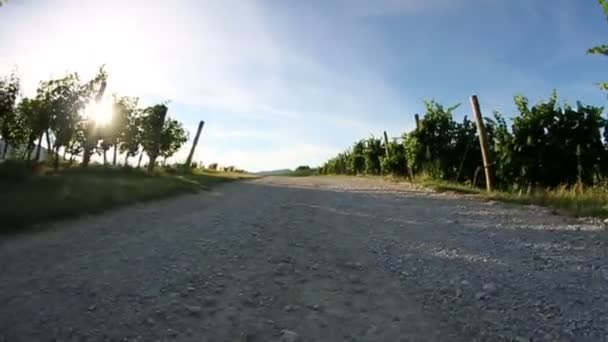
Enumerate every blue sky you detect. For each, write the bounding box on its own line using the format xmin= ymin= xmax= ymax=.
xmin=1 ymin=0 xmax=608 ymax=171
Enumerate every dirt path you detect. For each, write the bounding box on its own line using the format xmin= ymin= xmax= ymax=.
xmin=1 ymin=176 xmax=608 ymax=342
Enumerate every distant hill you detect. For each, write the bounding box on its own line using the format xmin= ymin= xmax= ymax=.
xmin=254 ymin=169 xmax=292 ymax=176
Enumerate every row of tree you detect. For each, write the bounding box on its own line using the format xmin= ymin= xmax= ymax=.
xmin=0 ymin=66 xmax=189 ymax=171
xmin=322 ymin=0 xmax=608 ymax=191
xmin=320 ymin=94 xmax=608 ymax=190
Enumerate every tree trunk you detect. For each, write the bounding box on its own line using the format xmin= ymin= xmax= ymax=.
xmin=147 ymin=154 xmax=157 ymax=172
xmin=2 ymin=142 xmax=8 ymax=159
xmin=103 ymin=149 xmax=107 ymax=166
xmin=124 ymin=154 xmax=129 ymax=167
xmin=45 ymin=130 xmax=52 ymax=157
xmin=62 ymin=148 xmax=67 ymax=161
xmin=54 ymin=146 xmax=60 ymax=171
xmin=113 ymin=144 xmax=118 ymax=166
xmin=137 ymin=152 xmax=143 ymax=168
xmin=69 ymin=155 xmax=74 ymax=166
xmin=25 ymin=141 xmax=33 ymax=160
xmin=35 ymin=133 xmax=43 ymax=162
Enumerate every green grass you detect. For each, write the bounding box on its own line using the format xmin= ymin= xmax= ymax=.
xmin=486 ymin=188 xmax=608 ymax=218
xmin=415 ymin=176 xmax=608 ymax=218
xmin=0 ymin=164 xmax=251 ymax=231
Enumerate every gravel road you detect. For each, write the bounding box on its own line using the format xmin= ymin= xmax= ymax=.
xmin=1 ymin=176 xmax=608 ymax=342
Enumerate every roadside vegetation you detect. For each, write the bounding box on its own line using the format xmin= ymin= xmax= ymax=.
xmin=319 ymin=1 xmax=608 ymax=218
xmin=320 ymin=94 xmax=608 ymax=218
xmin=0 ymin=67 xmax=248 ymax=230
xmin=0 ymin=161 xmax=249 ymax=231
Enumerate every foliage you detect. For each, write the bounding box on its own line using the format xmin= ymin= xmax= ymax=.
xmin=0 ymin=159 xmax=41 ymax=181
xmin=140 ymin=104 xmax=168 ymax=171
xmin=0 ymin=165 xmax=244 ymax=231
xmin=588 ymin=0 xmax=608 ymax=91
xmin=159 ymin=117 xmax=188 ymax=161
xmin=0 ymin=67 xmax=197 ymax=172
xmin=39 ymin=73 xmax=89 ymax=170
xmin=0 ymin=72 xmax=22 ymax=156
xmin=380 ymin=139 xmax=407 ymax=176
xmin=322 ymin=93 xmax=608 ymax=191
xmin=207 ymin=163 xmax=218 ymax=170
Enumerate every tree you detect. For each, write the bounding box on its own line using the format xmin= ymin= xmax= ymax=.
xmin=116 ymin=98 xmax=142 ymax=166
xmin=364 ymin=137 xmax=383 ymax=175
xmin=588 ymin=0 xmax=608 ymax=91
xmin=108 ymin=96 xmax=135 ymax=165
xmin=66 ymin=120 xmax=86 ymax=164
xmin=40 ymin=73 xmax=88 ymax=171
xmin=14 ymin=98 xmax=42 ymax=160
xmin=0 ymin=72 xmax=21 ymax=158
xmin=81 ymin=66 xmax=108 ymax=167
xmin=159 ymin=117 xmax=188 ymax=164
xmin=141 ymin=104 xmax=168 ymax=172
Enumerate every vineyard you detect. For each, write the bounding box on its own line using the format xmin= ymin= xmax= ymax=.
xmin=0 ymin=66 xmax=189 ymax=171
xmin=0 ymin=66 xmax=244 ymax=229
xmin=321 ymin=0 xmax=608 ymax=203
xmin=321 ymin=94 xmax=608 ymax=189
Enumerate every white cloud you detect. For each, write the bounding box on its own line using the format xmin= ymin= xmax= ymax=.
xmin=0 ymin=0 xmax=422 ymax=169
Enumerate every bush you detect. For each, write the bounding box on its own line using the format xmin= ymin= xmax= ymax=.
xmin=321 ymin=93 xmax=608 ymax=190
xmin=0 ymin=160 xmax=43 ymax=181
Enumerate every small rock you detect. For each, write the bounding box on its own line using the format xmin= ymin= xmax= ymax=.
xmin=475 ymin=292 xmax=486 ymax=300
xmin=482 ymin=283 xmax=499 ymax=295
xmin=460 ymin=280 xmax=470 ymax=286
xmin=186 ymin=305 xmax=202 ymax=316
xmin=87 ymin=305 xmax=96 ymax=311
xmin=455 ymin=289 xmax=463 ymax=297
xmin=280 ymin=330 xmax=299 ymax=342
xmin=284 ymin=305 xmax=293 ymax=312
xmin=348 ymin=275 xmax=361 ymax=284
xmin=204 ymin=297 xmax=218 ymax=306
xmin=275 ymin=263 xmax=291 ymax=275
xmin=146 ymin=318 xmax=156 ymax=325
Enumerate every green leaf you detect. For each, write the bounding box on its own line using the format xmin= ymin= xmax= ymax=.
xmin=587 ymin=45 xmax=608 ymax=56
xmin=600 ymin=0 xmax=608 ymax=20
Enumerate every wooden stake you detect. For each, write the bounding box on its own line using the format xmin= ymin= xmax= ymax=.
xmin=383 ymin=131 xmax=390 ymax=158
xmin=185 ymin=120 xmax=205 ymax=167
xmin=470 ymin=95 xmax=494 ymax=192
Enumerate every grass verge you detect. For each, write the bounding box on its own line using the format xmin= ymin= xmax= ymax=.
xmin=416 ymin=177 xmax=608 ymax=218
xmin=0 ymin=164 xmax=251 ymax=232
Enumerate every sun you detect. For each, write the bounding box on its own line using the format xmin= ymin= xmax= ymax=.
xmin=83 ymin=96 xmax=113 ymax=126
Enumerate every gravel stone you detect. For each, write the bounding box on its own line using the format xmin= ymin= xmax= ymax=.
xmin=1 ymin=176 xmax=607 ymax=341
xmin=280 ymin=330 xmax=299 ymax=342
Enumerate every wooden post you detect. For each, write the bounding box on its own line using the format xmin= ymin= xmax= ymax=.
xmin=383 ymin=131 xmax=390 ymax=158
xmin=470 ymin=95 xmax=494 ymax=192
xmin=185 ymin=120 xmax=205 ymax=167
xmin=414 ymin=114 xmax=420 ymax=130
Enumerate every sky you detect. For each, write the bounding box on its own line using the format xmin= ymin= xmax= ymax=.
xmin=1 ymin=0 xmax=608 ymax=171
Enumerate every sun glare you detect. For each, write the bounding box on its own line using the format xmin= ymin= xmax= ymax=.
xmin=83 ymin=97 xmax=113 ymax=126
